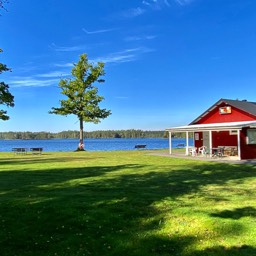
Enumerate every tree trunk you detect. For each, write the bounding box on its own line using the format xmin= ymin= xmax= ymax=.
xmin=79 ymin=118 xmax=84 ymax=150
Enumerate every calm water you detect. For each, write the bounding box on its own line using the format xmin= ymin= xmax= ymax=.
xmin=0 ymin=138 xmax=191 ymax=152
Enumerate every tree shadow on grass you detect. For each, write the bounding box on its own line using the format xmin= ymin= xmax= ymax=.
xmin=210 ymin=206 xmax=256 ymax=220
xmin=0 ymin=155 xmax=106 ymax=166
xmin=0 ymin=159 xmax=255 ymax=255
xmin=192 ymin=245 xmax=256 ymax=256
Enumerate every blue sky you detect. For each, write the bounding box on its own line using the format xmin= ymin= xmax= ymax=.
xmin=0 ymin=0 xmax=256 ymax=132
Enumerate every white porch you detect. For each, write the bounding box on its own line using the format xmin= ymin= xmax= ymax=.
xmin=166 ymin=121 xmax=256 ymax=161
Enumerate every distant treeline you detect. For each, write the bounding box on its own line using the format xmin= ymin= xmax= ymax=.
xmin=0 ymin=130 xmax=188 ymax=140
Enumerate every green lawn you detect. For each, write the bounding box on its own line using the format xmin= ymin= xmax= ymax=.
xmin=0 ymin=150 xmax=255 ymax=256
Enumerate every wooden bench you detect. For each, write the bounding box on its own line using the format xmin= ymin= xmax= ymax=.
xmin=134 ymin=144 xmax=146 ymax=149
xmin=12 ymin=148 xmax=27 ymax=154
xmin=30 ymin=147 xmax=43 ymax=154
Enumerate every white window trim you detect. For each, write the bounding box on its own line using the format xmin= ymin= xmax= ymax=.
xmin=229 ymin=130 xmax=238 ymax=135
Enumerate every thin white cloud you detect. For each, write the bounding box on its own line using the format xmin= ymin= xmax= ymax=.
xmin=9 ymin=46 xmax=155 ymax=88
xmin=50 ymin=43 xmax=86 ymax=52
xmin=10 ymin=77 xmax=60 ymax=88
xmin=121 ymin=0 xmax=193 ymax=19
xmin=94 ymin=47 xmax=155 ymax=64
xmin=142 ymin=0 xmax=170 ymax=10
xmin=95 ymin=53 xmax=136 ymax=64
xmin=124 ymin=35 xmax=157 ymax=42
xmin=142 ymin=1 xmax=151 ymax=7
xmin=121 ymin=7 xmax=146 ymax=18
xmin=174 ymin=0 xmax=193 ymax=6
xmin=82 ymin=28 xmax=117 ymax=35
xmin=54 ymin=62 xmax=73 ymax=68
xmin=35 ymin=71 xmax=69 ymax=78
xmin=9 ymin=71 xmax=69 ymax=88
xmin=164 ymin=0 xmax=171 ymax=7
xmin=120 ymin=0 xmax=173 ymax=19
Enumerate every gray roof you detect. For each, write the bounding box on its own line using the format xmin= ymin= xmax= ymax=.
xmin=190 ymin=98 xmax=256 ymax=125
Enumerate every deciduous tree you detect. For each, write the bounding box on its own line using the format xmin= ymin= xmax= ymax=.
xmin=49 ymin=54 xmax=111 ymax=150
xmin=0 ymin=49 xmax=14 ymax=120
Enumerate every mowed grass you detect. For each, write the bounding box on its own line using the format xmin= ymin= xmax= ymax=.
xmin=0 ymin=150 xmax=256 ymax=256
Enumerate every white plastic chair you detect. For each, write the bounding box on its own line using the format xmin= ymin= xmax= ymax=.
xmin=198 ymin=146 xmax=206 ymax=156
xmin=189 ymin=147 xmax=197 ymax=156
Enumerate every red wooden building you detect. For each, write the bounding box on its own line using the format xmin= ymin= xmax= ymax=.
xmin=167 ymin=98 xmax=256 ymax=160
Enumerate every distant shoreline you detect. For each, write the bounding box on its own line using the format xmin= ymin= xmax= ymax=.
xmin=0 ymin=129 xmax=172 ymax=140
xmin=0 ymin=137 xmax=169 ymax=141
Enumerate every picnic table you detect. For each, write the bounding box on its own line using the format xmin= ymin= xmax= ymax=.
xmin=12 ymin=148 xmax=28 ymax=154
xmin=30 ymin=147 xmax=43 ymax=154
xmin=135 ymin=144 xmax=147 ymax=149
xmin=12 ymin=147 xmax=43 ymax=155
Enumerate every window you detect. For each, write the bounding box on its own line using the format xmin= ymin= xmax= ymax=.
xmin=247 ymin=129 xmax=256 ymax=144
xmin=219 ymin=106 xmax=232 ymax=114
xmin=229 ymin=130 xmax=238 ymax=135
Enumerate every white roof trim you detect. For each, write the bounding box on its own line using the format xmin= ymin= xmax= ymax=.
xmin=166 ymin=121 xmax=256 ymax=132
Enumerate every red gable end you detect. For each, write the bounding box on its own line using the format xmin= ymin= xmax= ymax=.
xmin=191 ymin=99 xmax=256 ymax=125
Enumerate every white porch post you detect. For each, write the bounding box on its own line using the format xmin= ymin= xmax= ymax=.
xmin=209 ymin=130 xmax=212 ymax=157
xmin=186 ymin=131 xmax=189 ymax=155
xmin=169 ymin=131 xmax=172 ymax=154
xmin=237 ymin=129 xmax=241 ymax=160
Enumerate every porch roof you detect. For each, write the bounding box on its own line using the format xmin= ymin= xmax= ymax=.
xmin=166 ymin=121 xmax=256 ymax=132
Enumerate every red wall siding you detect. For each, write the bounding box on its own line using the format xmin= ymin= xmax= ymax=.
xmin=198 ymin=104 xmax=256 ymax=124
xmin=212 ymin=131 xmax=237 ymax=147
xmin=194 ymin=131 xmax=238 ymax=151
xmin=240 ymin=128 xmax=256 ymax=159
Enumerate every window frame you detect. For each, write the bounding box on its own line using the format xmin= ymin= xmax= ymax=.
xmin=229 ymin=130 xmax=238 ymax=135
xmin=247 ymin=129 xmax=256 ymax=145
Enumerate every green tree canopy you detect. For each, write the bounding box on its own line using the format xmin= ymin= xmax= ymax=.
xmin=49 ymin=53 xmax=111 ymax=150
xmin=0 ymin=49 xmax=14 ymax=120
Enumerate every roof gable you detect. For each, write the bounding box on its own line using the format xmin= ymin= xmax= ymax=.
xmin=190 ymin=98 xmax=256 ymax=125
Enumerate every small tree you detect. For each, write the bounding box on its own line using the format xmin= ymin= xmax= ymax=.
xmin=50 ymin=54 xmax=111 ymax=150
xmin=0 ymin=49 xmax=14 ymax=120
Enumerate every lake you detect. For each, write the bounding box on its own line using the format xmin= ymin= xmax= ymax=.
xmin=0 ymin=138 xmax=192 ymax=152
